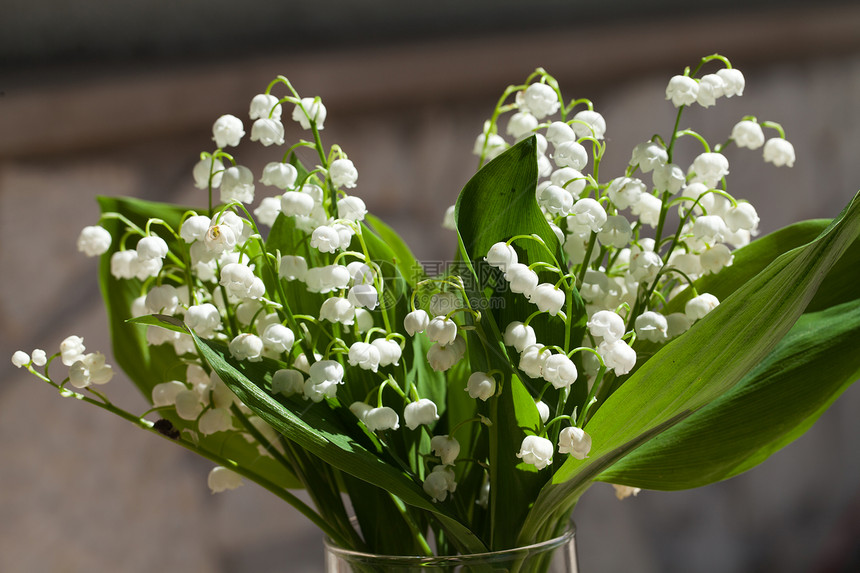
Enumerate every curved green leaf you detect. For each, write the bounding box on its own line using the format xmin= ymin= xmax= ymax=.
xmin=597 ymin=298 xmax=860 ymax=489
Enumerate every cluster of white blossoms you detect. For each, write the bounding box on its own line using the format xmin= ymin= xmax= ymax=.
xmin=15 ymin=58 xmax=796 ymax=506
xmin=455 ymin=56 xmax=795 ymax=472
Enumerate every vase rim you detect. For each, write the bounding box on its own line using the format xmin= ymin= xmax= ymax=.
xmin=324 ymin=522 xmax=576 ymax=565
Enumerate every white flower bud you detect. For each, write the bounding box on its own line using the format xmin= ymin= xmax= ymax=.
xmin=629 ymin=248 xmax=663 ymax=283
xmin=530 ymin=283 xmax=566 ymax=316
xmin=60 ymin=335 xmax=86 ymax=366
xmin=404 ymin=309 xmax=431 ymax=336
xmin=320 ymin=297 xmax=356 ymax=325
xmin=716 ymin=68 xmax=745 ymax=97
xmin=535 ymin=400 xmax=550 ymax=424
xmin=597 ymin=338 xmax=637 ymax=376
xmin=423 ymin=465 xmax=457 ymax=502
xmin=249 ymin=93 xmax=282 ymax=120
xmin=613 ymin=484 xmax=642 ymax=500
xmin=558 ymin=426 xmax=592 ymax=459
xmin=11 ymin=350 xmax=30 ymax=368
xmin=193 ymin=156 xmax=224 ymax=189
xmin=685 ymin=293 xmax=720 ymax=321
xmin=587 ymin=310 xmax=626 ymax=341
xmin=208 ymin=466 xmax=243 ymax=494
xmin=136 ymin=235 xmax=168 ymax=261
xmin=426 ymin=316 xmax=458 ymax=346
xmin=553 ymin=140 xmax=588 ymax=171
xmin=504 ymin=322 xmax=536 ymax=352
xmin=516 ymin=435 xmax=554 ymax=470
xmin=542 ymin=353 xmax=578 ymax=389
xmin=572 ymin=109 xmax=606 ymax=139
xmin=520 ymin=83 xmax=560 ymax=119
xmin=506 ymin=111 xmax=538 ymax=139
xmin=348 ymin=342 xmax=381 ymax=372
xmin=473 ymin=131 xmax=507 ymax=159
xmin=329 ymin=158 xmax=358 ymax=189
xmin=634 ymin=311 xmax=669 ymax=343
xmin=77 ymin=226 xmax=112 ymax=257
xmin=355 ymin=308 xmax=374 ymax=333
xmin=250 ymin=118 xmax=285 ymax=146
xmin=466 ymin=372 xmax=496 ymax=400
xmin=404 ymin=399 xmax=439 ymax=430
xmin=731 ymin=120 xmax=765 ymax=149
xmin=292 ymin=97 xmax=327 ymax=130
xmin=550 ymin=167 xmax=586 ymax=194
xmin=430 ymin=435 xmax=460 ymax=466
xmin=763 ymin=138 xmax=795 ymax=167
xmin=665 ymin=75 xmax=698 ymax=107
xmin=229 ymin=333 xmax=263 ymax=362
xmin=725 ymin=202 xmax=760 ymax=233
xmin=272 ymin=369 xmax=304 ymax=396
xmin=371 ymin=338 xmax=402 ymax=367
xmin=212 ymin=114 xmax=245 ymax=148
xmin=364 ymin=406 xmax=399 ymax=431
xmin=220 ymin=165 xmax=255 ymax=204
xmin=442 ymin=205 xmax=456 ymax=230
xmin=198 ymin=407 xmax=234 ymax=435
xmin=337 ymin=195 xmax=367 ymax=221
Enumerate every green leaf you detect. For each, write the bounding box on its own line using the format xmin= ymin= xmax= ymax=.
xmin=597 ymin=298 xmax=860 ymax=489
xmin=518 ymin=191 xmax=860 ymax=545
xmin=184 ymin=327 xmax=488 ymax=554
xmin=365 ymin=213 xmax=424 ymax=288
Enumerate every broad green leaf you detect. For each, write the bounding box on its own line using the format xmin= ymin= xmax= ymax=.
xmin=597 ymin=298 xmax=860 ymax=489
xmin=184 ymin=326 xmax=488 ymax=554
xmin=518 ymin=191 xmax=860 ymax=545
xmin=365 ymin=213 xmax=424 ymax=288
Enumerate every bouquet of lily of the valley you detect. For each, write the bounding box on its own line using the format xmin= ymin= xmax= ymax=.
xmin=13 ymin=54 xmax=860 ymax=565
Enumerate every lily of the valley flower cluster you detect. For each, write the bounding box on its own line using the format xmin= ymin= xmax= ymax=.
xmin=14 ymin=55 xmax=794 ymax=506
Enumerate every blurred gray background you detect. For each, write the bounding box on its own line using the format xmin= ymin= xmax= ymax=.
xmin=2 ymin=1 xmax=860 ymax=571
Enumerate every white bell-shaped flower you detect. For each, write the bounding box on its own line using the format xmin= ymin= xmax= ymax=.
xmin=304 ymin=378 xmax=339 ymax=402
xmin=136 ymin=235 xmax=169 ymax=261
xmin=250 ymin=118 xmax=285 ymax=146
xmin=212 ymin=114 xmax=245 ymax=148
xmin=542 ymin=353 xmax=578 ymax=389
xmin=695 ymin=74 xmax=724 ymax=108
xmin=553 ymin=140 xmax=588 ymax=171
xmin=329 ymin=158 xmax=358 ymax=189
xmin=309 ymin=360 xmax=344 ymax=385
xmin=208 ymin=467 xmax=243 ymax=493
xmin=506 ymin=111 xmax=538 ymax=139
xmin=281 ymin=191 xmax=315 ymax=217
xmin=530 ymin=283 xmax=565 ymax=316
xmin=193 ymin=156 xmax=224 ymax=189
xmin=204 ymin=223 xmax=237 ymax=254
xmin=404 ymin=399 xmax=439 ymax=430
xmin=175 ymin=389 xmax=203 ymax=420
xmin=519 ymin=344 xmax=549 ymax=379
xmin=355 ymin=308 xmax=374 ymax=333
xmin=691 ymin=152 xmax=730 ymax=188
xmin=550 ymin=167 xmax=586 ymax=194
xmin=466 ymin=372 xmax=496 ymax=401
xmin=260 ymin=162 xmax=298 ymax=189
xmin=538 ymin=184 xmax=574 ymax=216
xmin=426 ymin=336 xmax=466 ymax=372
xmin=146 ymin=284 xmax=181 ymax=314
xmin=607 ymin=177 xmax=646 ymax=209
xmin=685 ymin=293 xmax=720 ymax=321
xmin=572 ymin=109 xmax=606 ymax=139
xmin=558 ymin=426 xmax=592 ymax=459
xmin=717 ymin=68 xmax=745 ymax=97
xmin=60 ymin=335 xmax=86 ymax=366
xmin=629 ymin=141 xmax=668 ymax=173
xmin=652 ymin=163 xmax=686 ymax=195
xmin=485 ymin=242 xmax=518 ymax=271
xmin=404 ymin=309 xmax=430 ymax=336
xmin=272 ymin=369 xmax=304 ymax=396
xmin=569 ymin=198 xmax=607 ymax=234
xmin=180 ymin=215 xmax=211 ymax=244
xmin=198 ymin=407 xmax=234 ymax=435
xmin=77 ymin=225 xmax=112 ymax=257
xmin=597 ymin=338 xmax=637 ymax=375
xmin=520 ymin=83 xmax=560 ymax=119
xmin=505 ymin=263 xmax=539 ymax=298
xmin=348 ymin=284 xmax=378 ymax=310
xmin=431 ymin=435 xmax=460 ymax=466
xmin=700 ymin=244 xmax=734 ymax=275
xmin=731 ymin=120 xmax=765 ymax=149
xmin=68 ymin=352 xmax=114 ymax=388
xmin=229 ymin=333 xmax=264 ymax=362
xmin=692 ymin=215 xmax=728 ymax=244
xmin=249 ymin=93 xmax=282 ymax=120
xmin=279 ymin=255 xmax=308 ymax=281
xmin=152 ymin=380 xmax=187 ymax=407
xmin=587 ymin=310 xmax=626 ymax=341
xmin=630 ymin=193 xmax=663 ymax=227
xmin=763 ymin=138 xmax=795 ymax=167
xmin=665 ymin=75 xmax=699 ymax=107
xmin=545 ymin=121 xmax=577 ymax=147
xmin=261 ymin=324 xmax=295 ymax=354
xmin=725 ymin=202 xmax=760 ymax=233
xmin=348 ymin=341 xmax=381 ymax=372
xmin=371 ymin=338 xmax=402 ymax=367
xmin=320 ymin=297 xmax=356 ymax=325
xmin=220 ymin=263 xmax=265 ymax=300
xmin=292 ymin=97 xmax=327 ymax=130
xmin=666 ymin=312 xmax=693 ymax=339
xmin=349 ymin=401 xmax=373 ymax=423
xmin=364 ymin=406 xmax=399 ymax=431
xmin=337 ymin=195 xmax=367 ymax=222
xmin=429 ymin=292 xmax=459 ymax=317
xmin=503 ymin=321 xmax=536 ymax=352
xmin=634 ymin=311 xmax=669 ymax=343
xmin=516 ymin=435 xmax=554 ymax=470
xmin=597 ymin=215 xmax=632 ymax=249
xmin=423 ymin=465 xmax=457 ymax=502
xmin=535 ymin=400 xmax=550 ymax=424
xmin=629 ymin=248 xmax=663 ymax=283
xmin=426 ymin=316 xmax=458 ymax=346
xmin=310 ymin=225 xmax=341 ymax=253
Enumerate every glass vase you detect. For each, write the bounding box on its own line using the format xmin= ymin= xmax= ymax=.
xmin=324 ymin=525 xmax=578 ymax=573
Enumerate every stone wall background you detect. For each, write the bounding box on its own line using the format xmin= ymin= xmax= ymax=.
xmin=2 ymin=4 xmax=860 ymax=572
